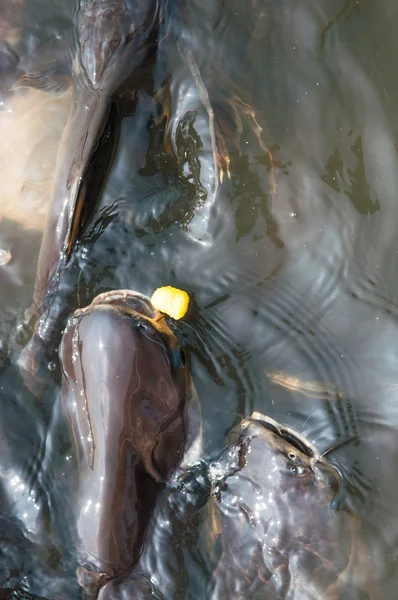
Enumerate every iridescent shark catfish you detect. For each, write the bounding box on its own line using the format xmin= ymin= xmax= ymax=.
xmin=59 ymin=289 xmax=201 ymax=594
xmin=15 ymin=0 xmax=159 ymax=370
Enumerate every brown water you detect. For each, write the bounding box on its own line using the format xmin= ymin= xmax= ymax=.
xmin=1 ymin=0 xmax=398 ymax=597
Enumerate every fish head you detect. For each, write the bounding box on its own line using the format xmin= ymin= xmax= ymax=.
xmin=229 ymin=412 xmax=339 ymax=500
xmin=78 ymin=0 xmax=158 ymax=88
xmin=78 ymin=3 xmax=122 ymax=88
xmin=208 ymin=412 xmax=353 ymax=598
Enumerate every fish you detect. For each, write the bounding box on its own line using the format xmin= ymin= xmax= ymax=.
xmin=265 ymin=369 xmax=342 ymax=401
xmin=206 ymin=412 xmax=359 ymax=600
xmin=59 ymin=289 xmax=193 ymax=594
xmin=16 ymin=0 xmax=158 ymax=379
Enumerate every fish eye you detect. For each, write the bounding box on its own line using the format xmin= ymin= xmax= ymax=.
xmin=284 ymin=463 xmax=306 ymax=477
xmin=137 ymin=322 xmax=148 ymax=333
xmin=291 ymin=465 xmax=304 ymax=476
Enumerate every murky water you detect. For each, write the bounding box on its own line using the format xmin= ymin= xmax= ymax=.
xmin=1 ymin=0 xmax=398 ymax=597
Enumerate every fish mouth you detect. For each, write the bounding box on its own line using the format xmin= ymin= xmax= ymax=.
xmin=74 ymin=289 xmax=162 ymax=321
xmin=243 ymin=412 xmax=319 ymax=459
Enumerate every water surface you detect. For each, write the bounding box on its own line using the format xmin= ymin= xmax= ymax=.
xmin=1 ymin=0 xmax=398 ymax=597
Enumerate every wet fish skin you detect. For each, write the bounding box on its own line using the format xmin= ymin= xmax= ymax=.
xmin=59 ymin=290 xmax=190 ymax=593
xmin=17 ymin=0 xmax=158 ymax=391
xmin=208 ymin=413 xmax=353 ymax=599
xmin=21 ymin=0 xmax=158 ymax=334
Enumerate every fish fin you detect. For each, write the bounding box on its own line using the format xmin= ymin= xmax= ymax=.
xmin=12 ymin=60 xmax=72 ymax=96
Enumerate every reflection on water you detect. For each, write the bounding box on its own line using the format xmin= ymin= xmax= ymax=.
xmin=1 ymin=0 xmax=398 ymax=597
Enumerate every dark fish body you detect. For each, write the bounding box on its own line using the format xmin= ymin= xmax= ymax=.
xmin=36 ymin=0 xmax=156 ymax=303
xmin=207 ymin=413 xmax=354 ymax=600
xmin=59 ymin=290 xmax=190 ymax=593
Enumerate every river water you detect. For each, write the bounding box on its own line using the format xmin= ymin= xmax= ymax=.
xmin=1 ymin=0 xmax=398 ymax=598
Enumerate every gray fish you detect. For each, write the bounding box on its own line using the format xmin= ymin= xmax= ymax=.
xmin=16 ymin=0 xmax=158 ymax=365
xmin=59 ymin=289 xmax=192 ymax=595
xmin=206 ymin=412 xmax=359 ymax=600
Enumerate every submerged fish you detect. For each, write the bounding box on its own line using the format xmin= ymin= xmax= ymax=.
xmin=206 ymin=412 xmax=357 ymax=599
xmin=0 ymin=89 xmax=72 ymax=231
xmin=16 ymin=0 xmax=158 ymax=369
xmin=59 ymin=289 xmax=193 ymax=594
xmin=265 ymin=369 xmax=341 ymax=400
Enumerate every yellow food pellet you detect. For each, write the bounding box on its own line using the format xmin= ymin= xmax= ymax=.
xmin=151 ymin=286 xmax=190 ymax=320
